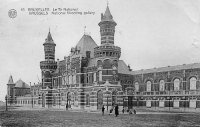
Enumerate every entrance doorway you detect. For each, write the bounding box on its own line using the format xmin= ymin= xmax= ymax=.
xmin=128 ymin=96 xmax=133 ymax=109
xmin=97 ymin=90 xmax=103 ymax=109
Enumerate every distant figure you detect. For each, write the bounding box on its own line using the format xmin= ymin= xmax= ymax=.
xmin=66 ymin=103 xmax=68 ymax=110
xmin=127 ymin=109 xmax=129 ymax=113
xmin=109 ymin=106 xmax=113 ymax=115
xmin=133 ymin=109 xmax=136 ymax=114
xmin=129 ymin=110 xmax=133 ymax=115
xmin=102 ymin=105 xmax=105 ymax=115
xmin=122 ymin=108 xmax=124 ymax=114
xmin=115 ymin=105 xmax=119 ymax=117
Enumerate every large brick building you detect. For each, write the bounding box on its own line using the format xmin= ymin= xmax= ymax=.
xmin=9 ymin=5 xmax=200 ymax=111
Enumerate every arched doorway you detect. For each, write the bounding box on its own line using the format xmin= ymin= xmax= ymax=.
xmin=112 ymin=90 xmax=117 ymax=106
xmin=97 ymin=90 xmax=103 ymax=109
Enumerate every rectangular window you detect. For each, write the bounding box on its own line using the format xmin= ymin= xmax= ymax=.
xmin=99 ymin=71 xmax=102 ymax=81
xmin=94 ymin=73 xmax=96 ymax=82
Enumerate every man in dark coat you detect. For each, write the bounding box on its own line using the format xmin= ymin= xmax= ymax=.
xmin=115 ymin=104 xmax=119 ymax=117
xmin=66 ymin=103 xmax=68 ymax=110
xmin=102 ymin=105 xmax=105 ymax=115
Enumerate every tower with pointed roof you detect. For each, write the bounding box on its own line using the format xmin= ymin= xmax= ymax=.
xmin=7 ymin=75 xmax=15 ymax=104
xmin=40 ymin=30 xmax=57 ymax=107
xmin=94 ymin=5 xmax=121 ymax=83
xmin=43 ymin=29 xmax=56 ymax=61
xmin=98 ymin=5 xmax=117 ymax=45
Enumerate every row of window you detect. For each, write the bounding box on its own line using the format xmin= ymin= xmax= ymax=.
xmin=17 ymin=100 xmax=36 ymax=104
xmin=100 ymin=28 xmax=115 ymax=33
xmin=95 ymin=51 xmax=120 ymax=58
xmin=135 ymin=77 xmax=197 ymax=91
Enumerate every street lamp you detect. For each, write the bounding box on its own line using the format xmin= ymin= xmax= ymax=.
xmin=30 ymin=82 xmax=33 ymax=108
xmin=5 ymin=95 xmax=8 ymax=111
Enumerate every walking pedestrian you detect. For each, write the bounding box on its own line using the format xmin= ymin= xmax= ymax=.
xmin=109 ymin=106 xmax=113 ymax=115
xmin=115 ymin=104 xmax=119 ymax=117
xmin=133 ymin=109 xmax=136 ymax=114
xmin=66 ymin=103 xmax=68 ymax=110
xmin=102 ymin=105 xmax=105 ymax=115
xmin=122 ymin=107 xmax=124 ymax=114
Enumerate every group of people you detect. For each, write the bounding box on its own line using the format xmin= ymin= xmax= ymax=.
xmin=123 ymin=108 xmax=136 ymax=115
xmin=102 ymin=104 xmax=119 ymax=117
xmin=102 ymin=104 xmax=137 ymax=116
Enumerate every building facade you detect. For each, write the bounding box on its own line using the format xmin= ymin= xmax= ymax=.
xmin=10 ymin=5 xmax=200 ymax=111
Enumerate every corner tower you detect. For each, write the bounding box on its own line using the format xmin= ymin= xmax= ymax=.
xmin=40 ymin=30 xmax=57 ymax=89
xmin=94 ymin=5 xmax=121 ymax=82
xmin=7 ymin=75 xmax=15 ymax=104
xmin=98 ymin=5 xmax=117 ymax=45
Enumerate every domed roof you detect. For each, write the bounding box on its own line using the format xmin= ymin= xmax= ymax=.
xmin=15 ymin=79 xmax=30 ymax=88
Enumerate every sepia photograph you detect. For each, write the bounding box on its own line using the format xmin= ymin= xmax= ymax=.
xmin=1 ymin=0 xmax=200 ymax=126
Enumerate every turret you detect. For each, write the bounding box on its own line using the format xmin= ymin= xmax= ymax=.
xmin=94 ymin=5 xmax=121 ymax=59
xmin=7 ymin=75 xmax=15 ymax=104
xmin=40 ymin=30 xmax=57 ymax=89
xmin=43 ymin=30 xmax=56 ymax=61
xmin=98 ymin=5 xmax=117 ymax=45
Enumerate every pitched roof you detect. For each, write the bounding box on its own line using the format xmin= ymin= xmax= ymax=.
xmin=75 ymin=34 xmax=98 ymax=58
xmin=131 ymin=63 xmax=200 ymax=75
xmin=118 ymin=60 xmax=131 ymax=74
xmin=47 ymin=31 xmax=53 ymax=42
xmin=7 ymin=75 xmax=14 ymax=84
xmin=15 ymin=79 xmax=30 ymax=88
xmin=44 ymin=31 xmax=55 ymax=45
xmin=101 ymin=6 xmax=115 ymax=23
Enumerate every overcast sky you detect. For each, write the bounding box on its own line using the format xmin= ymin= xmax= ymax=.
xmin=1 ymin=0 xmax=200 ymax=101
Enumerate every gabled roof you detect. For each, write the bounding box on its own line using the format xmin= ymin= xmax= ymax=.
xmin=7 ymin=75 xmax=14 ymax=84
xmin=118 ymin=60 xmax=131 ymax=74
xmin=131 ymin=63 xmax=200 ymax=75
xmin=15 ymin=79 xmax=30 ymax=88
xmin=75 ymin=34 xmax=98 ymax=58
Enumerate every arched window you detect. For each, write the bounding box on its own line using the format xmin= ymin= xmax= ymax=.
xmin=135 ymin=82 xmax=139 ymax=91
xmin=190 ymin=77 xmax=197 ymax=90
xmin=73 ymin=75 xmax=76 ymax=84
xmin=86 ymin=94 xmax=90 ymax=105
xmin=174 ymin=78 xmax=180 ymax=91
xmin=146 ymin=81 xmax=151 ymax=91
xmin=97 ymin=60 xmax=103 ymax=67
xmin=159 ymin=80 xmax=165 ymax=91
xmin=69 ymin=75 xmax=72 ymax=84
xmin=103 ymin=59 xmax=112 ymax=69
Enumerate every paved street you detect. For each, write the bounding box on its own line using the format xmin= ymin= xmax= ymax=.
xmin=1 ymin=106 xmax=200 ymax=127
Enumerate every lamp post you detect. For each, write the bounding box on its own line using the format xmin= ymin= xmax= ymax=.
xmin=30 ymin=82 xmax=33 ymax=108
xmin=107 ymin=95 xmax=109 ymax=111
xmin=5 ymin=95 xmax=8 ymax=111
